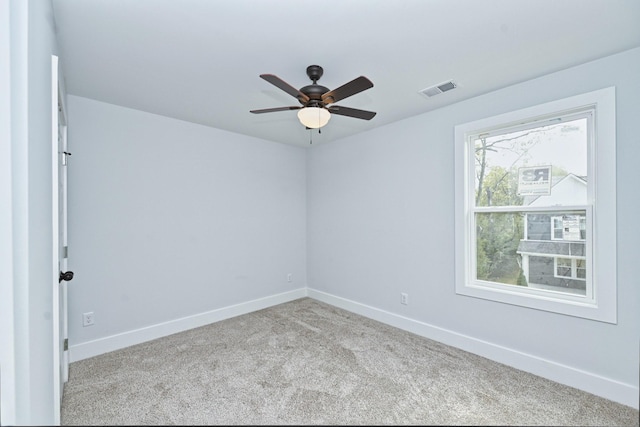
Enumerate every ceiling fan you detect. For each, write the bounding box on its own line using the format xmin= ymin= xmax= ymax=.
xmin=250 ymin=65 xmax=376 ymax=129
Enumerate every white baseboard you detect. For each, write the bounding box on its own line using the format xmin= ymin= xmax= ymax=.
xmin=308 ymin=288 xmax=639 ymax=410
xmin=69 ymin=288 xmax=308 ymax=363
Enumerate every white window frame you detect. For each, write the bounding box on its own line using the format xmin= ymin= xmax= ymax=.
xmin=454 ymin=87 xmax=616 ymax=323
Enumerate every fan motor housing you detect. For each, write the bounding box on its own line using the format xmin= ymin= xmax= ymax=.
xmin=300 ymin=84 xmax=329 ymax=103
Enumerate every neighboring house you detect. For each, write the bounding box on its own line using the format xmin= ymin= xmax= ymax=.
xmin=517 ymin=174 xmax=587 ymax=294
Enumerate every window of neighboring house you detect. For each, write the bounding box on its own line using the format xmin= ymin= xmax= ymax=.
xmin=552 ymin=216 xmax=564 ymax=240
xmin=555 ymin=257 xmax=586 ymax=281
xmin=552 ymin=214 xmax=586 ymax=241
xmin=454 ymin=87 xmax=617 ymax=323
xmin=556 ymin=257 xmax=573 ymax=278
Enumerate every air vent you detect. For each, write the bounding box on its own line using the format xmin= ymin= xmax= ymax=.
xmin=419 ymin=80 xmax=457 ymax=98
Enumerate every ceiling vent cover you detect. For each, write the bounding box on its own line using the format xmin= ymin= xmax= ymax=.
xmin=419 ymin=80 xmax=457 ymax=98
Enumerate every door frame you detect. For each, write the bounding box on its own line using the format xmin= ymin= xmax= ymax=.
xmin=0 ymin=0 xmax=16 ymax=423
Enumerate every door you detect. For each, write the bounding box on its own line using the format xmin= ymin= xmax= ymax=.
xmin=57 ymin=88 xmax=70 ymax=389
xmin=52 ymin=54 xmax=72 ymax=422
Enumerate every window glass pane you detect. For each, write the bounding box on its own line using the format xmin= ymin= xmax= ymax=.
xmin=476 ymin=212 xmax=525 ymax=286
xmin=474 ymin=118 xmax=587 ymax=208
xmin=476 ymin=211 xmax=587 ymax=296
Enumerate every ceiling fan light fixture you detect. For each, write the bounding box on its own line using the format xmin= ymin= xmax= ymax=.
xmin=297 ymin=106 xmax=331 ymax=129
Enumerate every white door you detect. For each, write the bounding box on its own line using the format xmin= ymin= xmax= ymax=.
xmin=52 ymin=54 xmax=71 ymax=422
xmin=57 ymin=89 xmax=70 ymax=388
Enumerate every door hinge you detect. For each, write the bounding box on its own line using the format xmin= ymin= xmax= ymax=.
xmin=63 ymin=338 xmax=69 ymax=351
xmin=62 ymin=151 xmax=71 ymax=166
xmin=63 ymin=245 xmax=68 ymax=259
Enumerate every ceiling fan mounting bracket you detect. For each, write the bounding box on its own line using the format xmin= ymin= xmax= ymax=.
xmin=306 ymin=65 xmax=323 ymax=83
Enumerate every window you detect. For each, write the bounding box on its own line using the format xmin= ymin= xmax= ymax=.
xmin=454 ymin=87 xmax=616 ymax=323
xmin=556 ymin=258 xmax=573 ymax=278
xmin=555 ymin=257 xmax=586 ymax=281
xmin=552 ymin=216 xmax=564 ymax=240
xmin=551 ymin=215 xmax=586 ymax=241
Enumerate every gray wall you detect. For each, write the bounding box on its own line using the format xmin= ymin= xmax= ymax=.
xmin=66 ymin=96 xmax=307 ymax=345
xmin=307 ymin=48 xmax=640 ymax=399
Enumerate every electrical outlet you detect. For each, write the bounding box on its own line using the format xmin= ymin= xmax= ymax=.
xmin=83 ymin=312 xmax=95 ymax=327
xmin=401 ymin=293 xmax=409 ymax=305
xmin=287 ymin=273 xmax=292 ymax=282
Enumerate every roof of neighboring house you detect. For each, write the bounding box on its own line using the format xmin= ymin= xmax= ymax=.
xmin=523 ymin=173 xmax=587 ymax=206
xmin=517 ymin=240 xmax=586 ymax=257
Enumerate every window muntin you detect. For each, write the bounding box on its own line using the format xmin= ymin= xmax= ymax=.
xmin=454 ymin=87 xmax=617 ymax=323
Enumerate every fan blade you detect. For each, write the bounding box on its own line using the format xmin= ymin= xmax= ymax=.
xmin=250 ymin=106 xmax=301 ymax=114
xmin=327 ymin=105 xmax=376 ymax=120
xmin=260 ymin=74 xmax=310 ymax=103
xmin=322 ymin=76 xmax=373 ymax=105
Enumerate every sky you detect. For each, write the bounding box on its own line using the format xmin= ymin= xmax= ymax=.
xmin=479 ymin=118 xmax=588 ymax=177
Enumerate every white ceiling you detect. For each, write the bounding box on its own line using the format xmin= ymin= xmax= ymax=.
xmin=51 ymin=0 xmax=640 ymax=147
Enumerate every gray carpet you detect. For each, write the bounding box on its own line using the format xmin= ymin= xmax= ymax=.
xmin=61 ymin=297 xmax=639 ymax=425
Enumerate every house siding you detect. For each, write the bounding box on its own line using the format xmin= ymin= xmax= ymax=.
xmin=528 ymin=256 xmax=586 ymax=290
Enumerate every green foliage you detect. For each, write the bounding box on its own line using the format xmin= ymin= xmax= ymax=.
xmin=476 ymin=166 xmax=523 ymax=207
xmin=474 ymin=166 xmax=525 ymax=284
xmin=476 ymin=242 xmax=490 ymax=279
xmin=476 ymin=212 xmax=523 ymax=284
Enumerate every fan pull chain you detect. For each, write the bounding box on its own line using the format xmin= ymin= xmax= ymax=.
xmin=308 ymin=128 xmax=321 ymax=145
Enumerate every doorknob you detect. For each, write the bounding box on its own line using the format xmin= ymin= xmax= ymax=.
xmin=59 ymin=271 xmax=74 ymax=283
